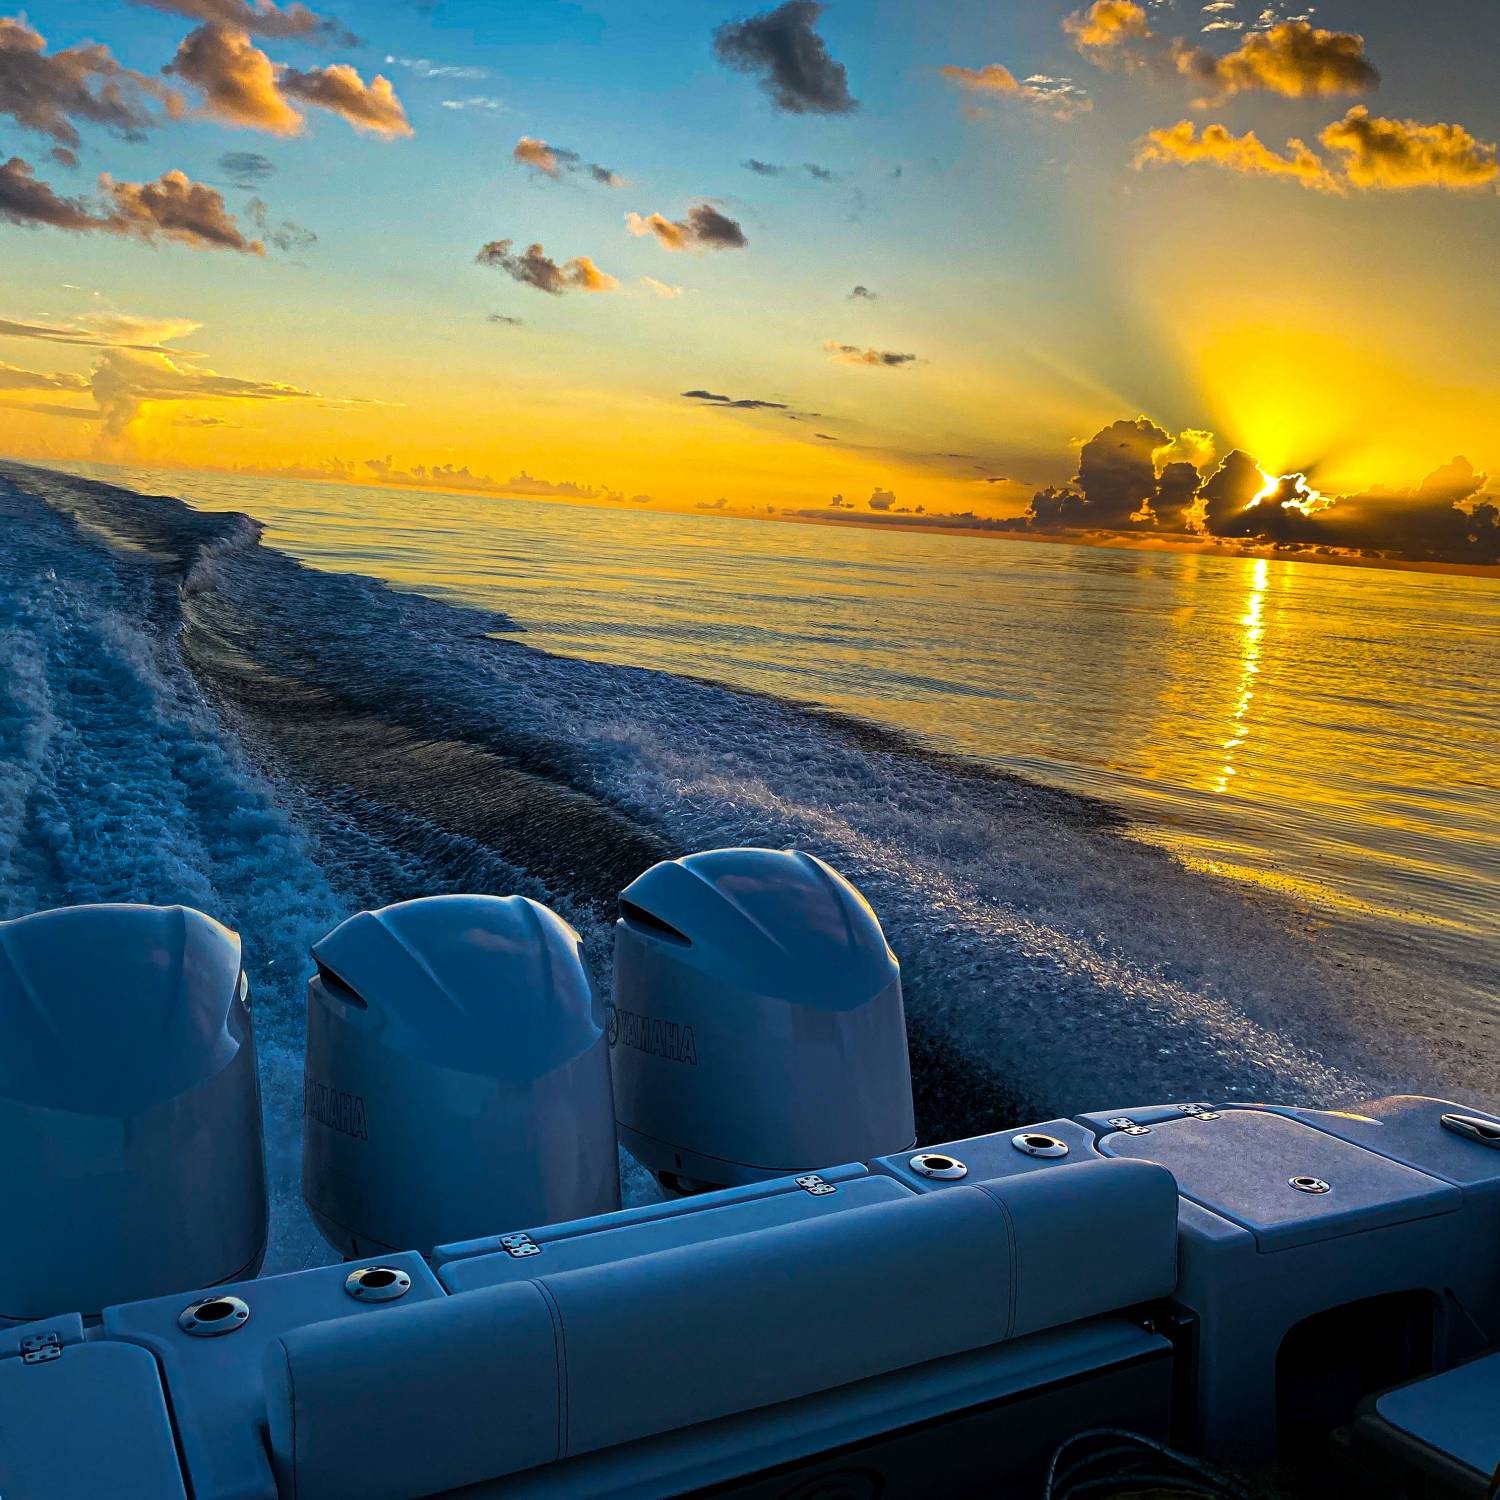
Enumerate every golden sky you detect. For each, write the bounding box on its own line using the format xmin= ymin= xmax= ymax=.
xmin=2 ymin=0 xmax=1499 ymax=562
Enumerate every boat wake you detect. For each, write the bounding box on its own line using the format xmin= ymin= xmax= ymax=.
xmin=0 ymin=462 xmax=1460 ymax=1269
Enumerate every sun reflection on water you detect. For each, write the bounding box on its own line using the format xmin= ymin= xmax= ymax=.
xmin=1214 ymin=557 xmax=1269 ymax=795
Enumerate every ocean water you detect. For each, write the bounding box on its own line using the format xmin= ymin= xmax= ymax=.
xmin=4 ymin=459 xmax=1498 ymax=1268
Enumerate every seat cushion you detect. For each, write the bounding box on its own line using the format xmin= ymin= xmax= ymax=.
xmin=264 ymin=1157 xmax=1177 ymax=1500
xmin=1374 ymin=1350 xmax=1500 ymax=1480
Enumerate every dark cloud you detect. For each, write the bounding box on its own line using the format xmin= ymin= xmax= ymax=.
xmin=487 ymin=312 xmax=523 ymax=326
xmin=128 ymin=0 xmax=352 ymax=43
xmin=696 ymin=496 xmax=730 ymax=510
xmin=512 ymin=136 xmax=621 ymax=187
xmin=0 ymin=154 xmax=99 ymax=230
xmin=0 ymin=155 xmax=264 ymax=251
xmin=682 ymin=388 xmax=789 ymax=410
xmin=475 ymin=238 xmax=619 ymax=294
xmin=828 ymin=493 xmax=853 ymax=508
xmin=0 ymin=15 xmax=179 ymax=150
xmin=740 ymin=157 xmax=834 ymax=182
xmin=245 ymin=194 xmax=315 ymax=252
xmin=824 ymin=341 xmax=917 ymax=367
xmin=1002 ymin=416 xmax=1500 ymax=565
xmin=713 ymin=0 xmax=856 ymax=115
xmin=868 ymin=486 xmax=895 ymax=511
xmin=849 ymin=284 xmax=876 ymax=299
xmin=626 ymin=202 xmax=747 ymax=251
xmin=103 ymin=168 xmax=265 ymax=251
xmin=219 ymin=150 xmax=275 ymax=184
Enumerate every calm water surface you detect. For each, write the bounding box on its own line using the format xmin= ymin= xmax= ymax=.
xmin=76 ymin=464 xmax=1500 ymax=1009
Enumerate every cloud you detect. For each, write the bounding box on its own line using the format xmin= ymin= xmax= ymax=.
xmin=358 ymin=455 xmax=633 ymax=501
xmin=713 ymin=1 xmax=856 ymax=115
xmin=1319 ymin=107 xmax=1499 ymax=192
xmin=849 ymin=284 xmax=876 ymax=300
xmin=167 ymin=25 xmax=411 ymax=136
xmin=626 ymin=203 xmax=747 ymax=252
xmin=1172 ymin=20 xmax=1377 ymax=101
xmin=824 ymin=341 xmax=917 ymax=368
xmin=739 ymin=157 xmax=835 ymax=181
xmin=828 ymin=493 xmax=852 ymax=508
xmin=384 ymin=55 xmax=488 ymax=80
xmin=868 ymin=486 xmax=895 ymax=511
xmin=941 ymin=62 xmax=1091 ymax=120
xmin=475 ymin=238 xmax=619 ymax=294
xmin=640 ymin=276 xmax=682 ymax=299
xmin=0 ymin=311 xmax=202 ymax=350
xmin=512 ymin=135 xmax=620 ymax=186
xmin=219 ymin=149 xmax=275 ymax=184
xmin=1001 ymin=416 xmax=1500 ymax=565
xmin=439 ymin=96 xmax=504 ymax=112
xmin=1063 ymin=1 xmax=1152 ymax=53
xmin=102 ymin=168 xmax=265 ymax=250
xmin=682 ymin=388 xmax=789 ymax=410
xmin=278 ymin=62 xmax=412 ymax=136
xmin=166 ymin=24 xmax=302 ymax=132
xmin=128 ymin=0 xmax=348 ymax=41
xmin=1136 ymin=110 xmax=1499 ymax=195
xmin=89 ymin=346 xmax=327 ymax=438
xmin=245 ymin=194 xmax=315 ymax=252
xmin=0 ymin=360 xmax=89 ymax=392
xmin=696 ymin=496 xmax=730 ymax=510
xmin=1135 ymin=120 xmax=1339 ymax=191
xmin=0 ymin=156 xmax=264 ymax=250
xmin=487 ymin=312 xmax=523 ymax=326
xmin=0 ymin=15 xmax=180 ymax=150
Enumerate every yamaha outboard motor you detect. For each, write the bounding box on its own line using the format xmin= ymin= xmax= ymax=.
xmin=611 ymin=848 xmax=915 ymax=1190
xmin=0 ymin=904 xmax=266 ymax=1322
xmin=302 ymin=894 xmax=619 ymax=1258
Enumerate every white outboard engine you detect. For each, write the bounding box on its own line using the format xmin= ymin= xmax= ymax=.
xmin=611 ymin=848 xmax=916 ymax=1189
xmin=0 ymin=904 xmax=266 ymax=1322
xmin=302 ymin=894 xmax=619 ymax=1258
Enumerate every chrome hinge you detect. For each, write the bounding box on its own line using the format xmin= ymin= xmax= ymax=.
xmin=21 ymin=1332 xmax=63 ymax=1365
xmin=500 ymin=1231 xmax=541 ymax=1258
xmin=795 ymin=1174 xmax=837 ymax=1196
xmin=1179 ymin=1103 xmax=1220 ymax=1120
xmin=1108 ymin=1117 xmax=1152 ymax=1136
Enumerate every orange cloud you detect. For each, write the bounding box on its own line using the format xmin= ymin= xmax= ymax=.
xmin=1172 ymin=20 xmax=1378 ymax=102
xmin=1063 ymin=1 xmax=1150 ymax=52
xmin=1319 ymin=106 xmax=1499 ymax=191
xmin=165 ymin=24 xmax=409 ymax=136
xmin=166 ymin=23 xmax=302 ymax=132
xmin=1134 ymin=120 xmax=1340 ymax=192
xmin=940 ymin=62 xmax=1090 ymax=120
xmin=279 ymin=62 xmax=411 ymax=137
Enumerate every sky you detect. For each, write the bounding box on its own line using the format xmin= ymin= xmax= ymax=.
xmin=2 ymin=0 xmax=1499 ymax=565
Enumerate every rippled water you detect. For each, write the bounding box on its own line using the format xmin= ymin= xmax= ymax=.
xmin=70 ymin=463 xmax=1500 ymax=1014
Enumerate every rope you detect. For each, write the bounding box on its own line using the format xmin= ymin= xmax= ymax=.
xmin=1042 ymin=1428 xmax=1254 ymax=1500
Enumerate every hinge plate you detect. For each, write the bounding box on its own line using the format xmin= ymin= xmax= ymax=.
xmin=795 ymin=1174 xmax=837 ymax=1196
xmin=501 ymin=1231 xmax=541 ymax=1258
